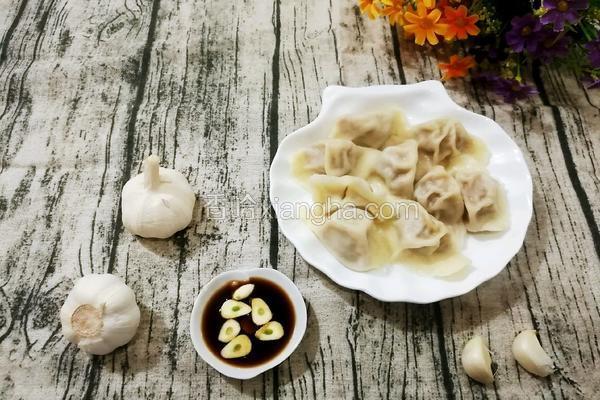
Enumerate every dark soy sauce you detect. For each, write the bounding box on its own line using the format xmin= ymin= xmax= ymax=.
xmin=201 ymin=277 xmax=295 ymax=367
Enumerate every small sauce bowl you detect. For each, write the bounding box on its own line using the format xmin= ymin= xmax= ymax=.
xmin=190 ymin=268 xmax=307 ymax=379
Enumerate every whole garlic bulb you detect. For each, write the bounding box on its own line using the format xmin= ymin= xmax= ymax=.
xmin=122 ymin=155 xmax=195 ymax=239
xmin=60 ymin=274 xmax=141 ymax=355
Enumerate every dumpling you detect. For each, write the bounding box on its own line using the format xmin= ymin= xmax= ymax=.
xmin=414 ymin=166 xmax=464 ymax=224
xmin=349 ymin=145 xmax=382 ymax=180
xmin=312 ymin=208 xmax=378 ymax=271
xmin=454 ymin=169 xmax=509 ymax=232
xmin=307 ymin=175 xmax=388 ymax=219
xmin=291 ymin=142 xmax=325 ymax=180
xmin=446 ymin=128 xmax=490 ymax=170
xmin=332 ymin=109 xmax=408 ymax=149
xmin=375 ymin=139 xmax=418 ymax=198
xmin=392 ymin=200 xmax=448 ymax=256
xmin=291 ymin=109 xmax=501 ymax=276
xmin=413 ymin=151 xmax=432 ymax=182
xmin=292 ymin=139 xmax=366 ymax=179
xmin=308 ymin=174 xmax=348 ymax=209
xmin=406 ymin=231 xmax=469 ymax=277
xmin=412 ymin=118 xmax=469 ymax=164
xmin=324 ymin=139 xmax=358 ymax=176
xmin=392 ymin=201 xmax=469 ymax=276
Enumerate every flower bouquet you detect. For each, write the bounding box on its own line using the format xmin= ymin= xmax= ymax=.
xmin=359 ymin=0 xmax=600 ymax=102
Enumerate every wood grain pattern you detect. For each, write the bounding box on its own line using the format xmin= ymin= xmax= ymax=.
xmin=0 ymin=1 xmax=599 ymax=399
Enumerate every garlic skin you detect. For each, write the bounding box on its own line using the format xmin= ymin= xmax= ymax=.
xmin=122 ymin=155 xmax=196 ymax=239
xmin=461 ymin=335 xmax=494 ymax=384
xmin=512 ymin=330 xmax=554 ymax=377
xmin=60 ymin=274 xmax=141 ymax=355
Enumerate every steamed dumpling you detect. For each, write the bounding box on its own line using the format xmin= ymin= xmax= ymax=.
xmin=307 ymin=175 xmax=388 ymax=219
xmin=291 ymin=142 xmax=325 ymax=180
xmin=291 ymin=107 xmax=503 ymax=277
xmin=454 ymin=169 xmax=508 ymax=232
xmin=308 ymin=174 xmax=349 ymax=210
xmin=375 ymin=139 xmax=418 ymax=198
xmin=392 ymin=201 xmax=468 ymax=276
xmin=412 ymin=118 xmax=468 ymax=164
xmin=392 ymin=200 xmax=448 ymax=256
xmin=292 ymin=139 xmax=368 ymax=179
xmin=414 ymin=166 xmax=464 ymax=224
xmin=333 ymin=109 xmax=407 ymax=149
xmin=312 ymin=208 xmax=377 ymax=271
xmin=415 ymin=151 xmax=435 ymax=182
xmin=324 ymin=139 xmax=358 ymax=176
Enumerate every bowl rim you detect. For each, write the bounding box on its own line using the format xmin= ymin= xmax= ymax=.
xmin=268 ymin=81 xmax=533 ymax=303
xmin=189 ymin=268 xmax=307 ymax=379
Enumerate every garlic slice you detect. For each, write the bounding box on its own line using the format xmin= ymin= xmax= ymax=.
xmin=218 ymin=319 xmax=241 ymax=343
xmin=255 ymin=321 xmax=284 ymax=341
xmin=220 ymin=300 xmax=251 ymax=319
xmin=232 ymin=284 xmax=255 ymax=301
xmin=512 ymin=330 xmax=554 ymax=377
xmin=221 ymin=334 xmax=252 ymax=359
xmin=251 ymin=298 xmax=273 ymax=325
xmin=461 ymin=335 xmax=494 ymax=384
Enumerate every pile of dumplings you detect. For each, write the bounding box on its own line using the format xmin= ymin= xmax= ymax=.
xmin=291 ymin=108 xmax=509 ymax=276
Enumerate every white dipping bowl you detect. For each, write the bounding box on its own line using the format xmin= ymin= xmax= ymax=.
xmin=190 ymin=268 xmax=307 ymax=380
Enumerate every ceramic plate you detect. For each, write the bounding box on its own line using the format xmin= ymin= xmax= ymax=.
xmin=269 ymin=81 xmax=532 ymax=303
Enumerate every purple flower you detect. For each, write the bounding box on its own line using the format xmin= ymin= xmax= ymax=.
xmin=583 ymin=76 xmax=600 ymax=89
xmin=587 ymin=79 xmax=600 ymax=89
xmin=585 ymin=38 xmax=600 ymax=68
xmin=472 ymin=73 xmax=538 ymax=102
xmin=506 ymin=15 xmax=543 ymax=53
xmin=472 ymin=72 xmax=501 ymax=86
xmin=540 ymin=0 xmax=588 ymax=31
xmin=531 ymin=31 xmax=571 ymax=62
xmin=493 ymin=78 xmax=539 ymax=103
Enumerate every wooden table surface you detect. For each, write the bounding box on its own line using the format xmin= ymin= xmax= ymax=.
xmin=1 ymin=0 xmax=599 ymax=399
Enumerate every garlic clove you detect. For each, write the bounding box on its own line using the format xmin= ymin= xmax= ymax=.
xmin=255 ymin=321 xmax=284 ymax=341
xmin=461 ymin=335 xmax=494 ymax=384
xmin=221 ymin=334 xmax=252 ymax=359
xmin=121 ymin=154 xmax=196 ymax=239
xmin=232 ymin=284 xmax=255 ymax=301
xmin=220 ymin=300 xmax=251 ymax=319
xmin=512 ymin=330 xmax=554 ymax=377
xmin=251 ymin=298 xmax=273 ymax=326
xmin=218 ymin=319 xmax=241 ymax=343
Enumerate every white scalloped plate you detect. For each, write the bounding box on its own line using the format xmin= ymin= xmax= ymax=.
xmin=269 ymin=81 xmax=532 ymax=303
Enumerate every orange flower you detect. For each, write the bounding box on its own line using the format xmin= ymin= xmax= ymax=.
xmin=423 ymin=0 xmax=436 ymax=8
xmin=403 ymin=2 xmax=448 ymax=46
xmin=381 ymin=0 xmax=404 ymax=26
xmin=442 ymin=5 xmax=480 ymax=40
xmin=359 ymin=0 xmax=381 ymax=19
xmin=438 ymin=55 xmax=476 ymax=80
